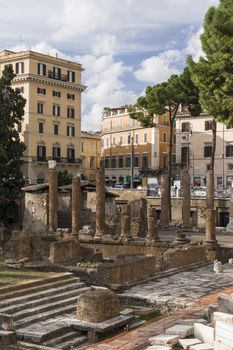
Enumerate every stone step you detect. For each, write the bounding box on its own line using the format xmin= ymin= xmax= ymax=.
xmin=56 ymin=335 xmax=87 ymax=350
xmin=0 ymin=279 xmax=83 ymax=309
xmin=16 ymin=321 xmax=73 ymax=343
xmin=14 ymin=304 xmax=77 ymax=330
xmin=0 ymin=273 xmax=74 ymax=297
xmin=0 ymin=283 xmax=87 ymax=314
xmin=0 ymin=330 xmax=16 ymax=345
xmin=12 ymin=291 xmax=89 ymax=322
xmin=44 ymin=330 xmax=85 ymax=348
xmin=17 ymin=341 xmax=58 ymax=350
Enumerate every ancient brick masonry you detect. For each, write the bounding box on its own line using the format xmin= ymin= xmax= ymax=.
xmin=76 ymin=289 xmax=120 ymax=323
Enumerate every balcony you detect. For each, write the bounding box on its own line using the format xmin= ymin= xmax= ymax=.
xmin=33 ymin=157 xmax=82 ymax=164
xmin=48 ymin=70 xmax=69 ymax=82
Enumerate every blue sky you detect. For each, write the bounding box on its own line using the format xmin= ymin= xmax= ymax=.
xmin=0 ymin=0 xmax=219 ymax=130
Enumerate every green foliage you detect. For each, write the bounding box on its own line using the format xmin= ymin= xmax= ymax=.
xmin=129 ymin=67 xmax=201 ymax=127
xmin=57 ymin=170 xmax=73 ymax=186
xmin=0 ymin=65 xmax=26 ymax=199
xmin=187 ymin=0 xmax=233 ymax=125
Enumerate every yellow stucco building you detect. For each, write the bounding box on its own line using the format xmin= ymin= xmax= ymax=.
xmin=0 ymin=49 xmax=86 ymax=184
xmin=101 ymin=106 xmax=176 ymax=185
xmin=81 ymin=132 xmax=101 ymax=181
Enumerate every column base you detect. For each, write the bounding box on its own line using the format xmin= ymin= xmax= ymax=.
xmin=204 ymin=239 xmax=217 ymax=247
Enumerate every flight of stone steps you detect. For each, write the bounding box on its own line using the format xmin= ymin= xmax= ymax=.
xmin=0 ymin=272 xmax=91 ymax=349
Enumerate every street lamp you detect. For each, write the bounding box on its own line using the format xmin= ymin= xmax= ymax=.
xmin=130 ymin=136 xmax=134 ymax=189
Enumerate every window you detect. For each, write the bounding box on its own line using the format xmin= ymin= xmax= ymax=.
xmin=37 ymin=88 xmax=46 ymax=95
xmin=67 ymin=93 xmax=75 ymax=100
xmin=119 ymin=136 xmax=123 ymax=145
xmin=142 ymin=154 xmax=148 ymax=168
xmin=128 ymin=135 xmax=131 ymax=144
xmin=228 ymin=164 xmax=233 ymax=170
xmin=53 ymin=105 xmax=60 ymax=116
xmin=112 ymin=120 xmax=116 ymax=130
xmin=226 ymin=124 xmax=233 ymax=129
xmin=111 ymin=158 xmax=116 ymax=168
xmin=67 ymin=125 xmax=75 ymax=137
xmin=182 ymin=122 xmax=190 ymax=132
xmin=53 ymin=67 xmax=61 ymax=79
xmin=38 ymin=122 xmax=44 ymax=134
xmin=104 ymin=158 xmax=109 ymax=168
xmin=118 ymin=157 xmax=124 ymax=168
xmin=54 ymin=124 xmax=59 ymax=135
xmin=144 ymin=133 xmax=148 ymax=143
xmin=37 ymin=103 xmax=44 ymax=114
xmin=106 ymin=138 xmax=109 ymax=147
xmin=172 ymin=154 xmax=176 ymax=163
xmin=205 ymin=121 xmax=213 ymax=130
xmin=135 ymin=134 xmax=139 ymax=144
xmin=67 ymin=70 xmax=75 ymax=82
xmin=226 ymin=145 xmax=233 ymax=157
xmin=90 ymin=157 xmax=95 ymax=169
xmin=120 ymin=119 xmax=123 ymax=129
xmin=67 ymin=107 xmax=75 ymax=118
xmin=52 ymin=91 xmax=61 ymax=98
xmin=112 ymin=137 xmax=116 ymax=146
xmin=15 ymin=62 xmax=24 ymax=74
xmin=163 ymin=115 xmax=167 ymax=125
xmin=126 ymin=156 xmax=131 ymax=167
xmin=204 ymin=145 xmax=212 ymax=157
xmin=81 ymin=142 xmax=84 ymax=152
xmin=163 ymin=132 xmax=167 ymax=143
xmin=38 ymin=63 xmax=46 ymax=76
xmin=67 ymin=147 xmax=75 ymax=162
xmin=37 ymin=145 xmax=46 ymax=161
xmin=15 ymin=87 xmax=24 ymax=93
xmin=52 ymin=146 xmax=61 ymax=161
xmin=134 ymin=155 xmax=139 ymax=167
xmin=181 ymin=147 xmax=189 ymax=164
xmin=107 ymin=121 xmax=110 ymax=130
xmin=206 ymin=164 xmax=211 ymax=170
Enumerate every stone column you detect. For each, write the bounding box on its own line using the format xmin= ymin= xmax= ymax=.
xmin=206 ymin=170 xmax=214 ymax=209
xmin=48 ymin=167 xmax=57 ymax=233
xmin=182 ymin=169 xmax=191 ymax=228
xmin=94 ymin=168 xmax=105 ymax=239
xmin=226 ymin=186 xmax=233 ymax=233
xmin=72 ymin=176 xmax=82 ymax=236
xmin=205 ymin=208 xmax=216 ymax=244
xmin=146 ymin=207 xmax=159 ymax=245
xmin=160 ymin=173 xmax=169 ymax=226
xmin=120 ymin=204 xmax=131 ymax=243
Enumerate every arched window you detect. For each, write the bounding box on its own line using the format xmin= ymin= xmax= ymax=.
xmin=67 ymin=144 xmax=75 ymax=163
xmin=52 ymin=142 xmax=61 ymax=162
xmin=37 ymin=141 xmax=46 ymax=161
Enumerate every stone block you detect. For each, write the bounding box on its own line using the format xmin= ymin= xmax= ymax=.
xmin=217 ymin=294 xmax=233 ymax=314
xmin=0 ymin=314 xmax=14 ymax=331
xmin=165 ymin=324 xmax=193 ymax=338
xmin=208 ymin=304 xmax=218 ymax=323
xmin=0 ymin=330 xmax=15 ymax=345
xmin=214 ymin=341 xmax=232 ymax=350
xmin=190 ymin=344 xmax=213 ymax=350
xmin=145 ymin=346 xmax=172 ymax=350
xmin=194 ymin=323 xmax=214 ymax=345
xmin=215 ymin=320 xmax=233 ymax=347
xmin=213 ymin=312 xmax=233 ymax=325
xmin=148 ymin=334 xmax=179 ymax=346
xmin=76 ymin=288 xmax=120 ymax=323
xmin=178 ymin=338 xmax=202 ymax=349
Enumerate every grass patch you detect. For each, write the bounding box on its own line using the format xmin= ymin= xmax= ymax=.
xmin=0 ymin=268 xmax=56 ymax=286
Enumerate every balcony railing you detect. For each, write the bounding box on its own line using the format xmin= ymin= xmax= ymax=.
xmin=48 ymin=70 xmax=69 ymax=82
xmin=33 ymin=157 xmax=82 ymax=164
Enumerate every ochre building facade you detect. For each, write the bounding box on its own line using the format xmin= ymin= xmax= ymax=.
xmin=0 ymin=49 xmax=86 ymax=184
xmin=81 ymin=132 xmax=101 ymax=181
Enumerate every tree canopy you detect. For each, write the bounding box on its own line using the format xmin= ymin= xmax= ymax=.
xmin=188 ymin=0 xmax=233 ymax=125
xmin=0 ymin=65 xmax=26 ymax=199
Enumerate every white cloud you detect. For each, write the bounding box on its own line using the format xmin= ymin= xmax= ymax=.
xmin=184 ymin=27 xmax=204 ymax=62
xmin=134 ymin=50 xmax=182 ymax=84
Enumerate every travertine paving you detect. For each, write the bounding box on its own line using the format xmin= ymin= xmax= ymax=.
xmin=121 ymin=264 xmax=233 ymax=309
xmin=81 ymin=264 xmax=233 ymax=350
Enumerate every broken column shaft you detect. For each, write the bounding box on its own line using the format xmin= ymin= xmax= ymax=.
xmin=48 ymin=168 xmax=58 ymax=233
xmin=72 ymin=176 xmax=82 ymax=236
xmin=146 ymin=207 xmax=159 ymax=244
xmin=182 ymin=169 xmax=191 ymax=228
xmin=94 ymin=168 xmax=105 ymax=238
xmin=160 ymin=173 xmax=169 ymax=226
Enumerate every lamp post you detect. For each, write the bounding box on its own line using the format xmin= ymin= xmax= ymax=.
xmin=130 ymin=136 xmax=134 ymax=189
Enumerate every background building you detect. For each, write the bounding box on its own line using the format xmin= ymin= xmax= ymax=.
xmin=176 ymin=110 xmax=233 ymax=188
xmin=0 ymin=49 xmax=86 ymax=184
xmin=101 ymin=106 xmax=175 ymax=185
xmin=81 ymin=131 xmax=101 ymax=181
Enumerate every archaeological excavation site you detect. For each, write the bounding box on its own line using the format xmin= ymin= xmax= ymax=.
xmin=1 ymin=165 xmax=233 ymax=350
